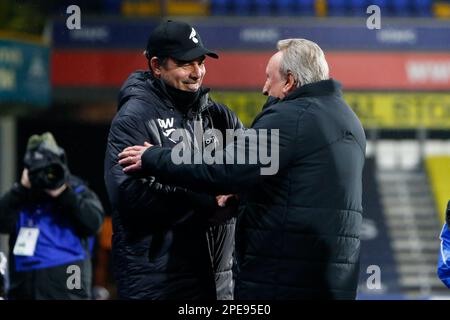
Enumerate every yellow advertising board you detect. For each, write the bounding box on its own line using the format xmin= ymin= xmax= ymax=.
xmin=211 ymin=92 xmax=450 ymax=129
xmin=210 ymin=92 xmax=266 ymax=126
xmin=346 ymin=93 xmax=450 ymax=129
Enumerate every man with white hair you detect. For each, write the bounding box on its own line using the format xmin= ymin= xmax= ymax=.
xmin=119 ymin=39 xmax=367 ymax=299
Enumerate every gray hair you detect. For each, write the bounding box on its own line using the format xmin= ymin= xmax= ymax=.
xmin=277 ymin=38 xmax=329 ymax=87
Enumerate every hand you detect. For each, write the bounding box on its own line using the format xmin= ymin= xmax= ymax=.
xmin=118 ymin=142 xmax=153 ymax=173
xmin=20 ymin=169 xmax=31 ymax=189
xmin=216 ymin=194 xmax=239 ymax=207
xmin=209 ymin=195 xmax=239 ymax=225
xmin=45 ymin=183 xmax=67 ymax=198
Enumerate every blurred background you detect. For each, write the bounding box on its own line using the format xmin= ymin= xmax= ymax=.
xmin=1 ymin=0 xmax=450 ymax=300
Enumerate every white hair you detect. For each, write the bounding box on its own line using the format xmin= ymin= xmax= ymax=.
xmin=277 ymin=38 xmax=329 ymax=87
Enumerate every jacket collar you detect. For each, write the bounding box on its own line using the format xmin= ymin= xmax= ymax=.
xmin=261 ymin=96 xmax=280 ymax=110
xmin=283 ymin=79 xmax=342 ymax=101
xmin=150 ymin=76 xmax=212 ymax=116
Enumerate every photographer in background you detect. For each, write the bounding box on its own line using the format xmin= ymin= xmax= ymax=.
xmin=0 ymin=132 xmax=104 ymax=299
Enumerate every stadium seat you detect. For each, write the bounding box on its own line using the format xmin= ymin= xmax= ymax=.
xmin=413 ymin=0 xmax=432 ymax=16
xmin=349 ymin=0 xmax=367 ymax=16
xmin=370 ymin=0 xmax=389 ymax=13
xmin=232 ymin=0 xmax=252 ymax=15
xmin=210 ymin=0 xmax=229 ymax=15
xmin=274 ymin=0 xmax=295 ymax=16
xmin=391 ymin=0 xmax=411 ymax=17
xmin=103 ymin=0 xmax=122 ymax=14
xmin=295 ymin=0 xmax=315 ymax=15
xmin=253 ymin=0 xmax=273 ymax=16
xmin=327 ymin=0 xmax=348 ymax=16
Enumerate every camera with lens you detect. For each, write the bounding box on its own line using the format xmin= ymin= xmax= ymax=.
xmin=24 ymin=140 xmax=69 ymax=190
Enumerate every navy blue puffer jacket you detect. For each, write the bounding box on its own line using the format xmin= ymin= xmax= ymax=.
xmin=104 ymin=71 xmax=243 ymax=300
xmin=140 ymin=79 xmax=366 ymax=299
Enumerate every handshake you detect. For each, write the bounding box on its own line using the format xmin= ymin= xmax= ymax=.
xmin=208 ymin=194 xmax=240 ymax=226
xmin=216 ymin=194 xmax=239 ymax=208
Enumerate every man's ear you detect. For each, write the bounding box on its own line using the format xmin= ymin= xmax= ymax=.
xmin=282 ymin=73 xmax=296 ymax=95
xmin=150 ymin=57 xmax=161 ymax=77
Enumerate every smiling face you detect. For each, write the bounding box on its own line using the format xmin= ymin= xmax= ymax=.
xmin=151 ymin=56 xmax=206 ymax=92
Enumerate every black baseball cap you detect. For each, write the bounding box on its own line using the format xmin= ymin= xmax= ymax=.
xmin=145 ymin=20 xmax=218 ymax=61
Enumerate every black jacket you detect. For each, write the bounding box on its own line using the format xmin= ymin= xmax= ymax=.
xmin=0 ymin=176 xmax=104 ymax=300
xmin=140 ymin=79 xmax=366 ymax=299
xmin=104 ymin=71 xmax=243 ymax=299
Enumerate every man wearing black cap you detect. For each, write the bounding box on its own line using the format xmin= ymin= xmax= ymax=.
xmin=104 ymin=20 xmax=243 ymax=300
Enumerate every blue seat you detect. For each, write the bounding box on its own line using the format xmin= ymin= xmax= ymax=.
xmin=232 ymin=0 xmax=252 ymax=15
xmin=103 ymin=0 xmax=122 ymax=14
xmin=413 ymin=0 xmax=432 ymax=16
xmin=327 ymin=0 xmax=348 ymax=16
xmin=370 ymin=0 xmax=389 ymax=13
xmin=391 ymin=0 xmax=411 ymax=17
xmin=253 ymin=0 xmax=273 ymax=16
xmin=274 ymin=0 xmax=295 ymax=15
xmin=349 ymin=0 xmax=367 ymax=16
xmin=295 ymin=0 xmax=315 ymax=15
xmin=210 ymin=0 xmax=229 ymax=15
